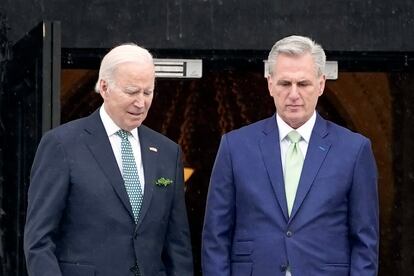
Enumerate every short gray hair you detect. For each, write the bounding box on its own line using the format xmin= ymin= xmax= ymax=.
xmin=95 ymin=43 xmax=154 ymax=92
xmin=267 ymin=35 xmax=326 ymax=76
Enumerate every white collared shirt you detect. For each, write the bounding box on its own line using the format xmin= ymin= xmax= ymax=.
xmin=277 ymin=113 xmax=316 ymax=276
xmin=277 ymin=111 xmax=316 ymax=183
xmin=99 ymin=105 xmax=145 ymax=193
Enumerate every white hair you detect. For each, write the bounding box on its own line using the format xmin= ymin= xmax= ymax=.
xmin=267 ymin=35 xmax=326 ymax=76
xmin=94 ymin=43 xmax=154 ymax=92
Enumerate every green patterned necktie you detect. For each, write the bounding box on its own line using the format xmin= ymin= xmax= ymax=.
xmin=284 ymin=130 xmax=304 ymax=216
xmin=117 ymin=129 xmax=143 ymax=223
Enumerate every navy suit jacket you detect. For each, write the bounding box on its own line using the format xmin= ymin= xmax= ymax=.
xmin=202 ymin=113 xmax=379 ymax=276
xmin=24 ymin=110 xmax=193 ymax=276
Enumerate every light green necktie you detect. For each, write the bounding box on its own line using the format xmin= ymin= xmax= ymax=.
xmin=284 ymin=130 xmax=304 ymax=216
xmin=117 ymin=129 xmax=143 ymax=223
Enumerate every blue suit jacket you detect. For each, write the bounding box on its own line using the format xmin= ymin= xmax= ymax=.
xmin=24 ymin=110 xmax=193 ymax=276
xmin=202 ymin=114 xmax=378 ymax=276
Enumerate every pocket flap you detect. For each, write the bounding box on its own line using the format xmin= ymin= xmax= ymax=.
xmin=233 ymin=241 xmax=253 ymax=255
xmin=60 ymin=262 xmax=95 ymax=276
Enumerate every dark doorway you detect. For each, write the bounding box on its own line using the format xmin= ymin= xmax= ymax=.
xmin=0 ymin=21 xmax=60 ymax=276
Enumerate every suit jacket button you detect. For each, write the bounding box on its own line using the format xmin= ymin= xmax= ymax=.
xmin=280 ymin=264 xmax=288 ymax=272
xmin=286 ymin=230 xmax=293 ymax=237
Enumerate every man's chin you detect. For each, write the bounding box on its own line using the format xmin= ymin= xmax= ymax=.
xmin=285 ymin=115 xmax=306 ymax=128
xmin=128 ymin=114 xmax=146 ymax=126
xmin=122 ymin=120 xmax=144 ymax=131
xmin=130 ymin=122 xmax=143 ymax=129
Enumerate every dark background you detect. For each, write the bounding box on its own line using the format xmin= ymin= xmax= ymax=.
xmin=1 ymin=1 xmax=414 ymax=275
xmin=2 ymin=0 xmax=414 ymax=51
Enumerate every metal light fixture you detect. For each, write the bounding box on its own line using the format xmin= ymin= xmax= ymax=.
xmin=154 ymin=59 xmax=202 ymax=78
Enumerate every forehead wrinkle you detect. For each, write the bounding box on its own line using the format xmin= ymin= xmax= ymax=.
xmin=123 ymin=85 xmax=140 ymax=92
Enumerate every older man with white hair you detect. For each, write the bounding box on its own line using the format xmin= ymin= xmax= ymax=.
xmin=24 ymin=43 xmax=194 ymax=276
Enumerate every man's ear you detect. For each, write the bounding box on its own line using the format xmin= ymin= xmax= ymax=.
xmin=318 ymin=75 xmax=326 ymax=96
xmin=267 ymin=75 xmax=274 ymax=96
xmin=99 ymin=79 xmax=109 ymax=98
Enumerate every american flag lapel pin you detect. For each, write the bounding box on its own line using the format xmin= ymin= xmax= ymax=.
xmin=149 ymin=147 xmax=158 ymax=152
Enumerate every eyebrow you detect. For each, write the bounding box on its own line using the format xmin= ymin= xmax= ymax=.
xmin=276 ymin=79 xmax=292 ymax=84
xmin=276 ymin=79 xmax=312 ymax=84
xmin=297 ymin=80 xmax=312 ymax=84
xmin=123 ymin=86 xmax=140 ymax=92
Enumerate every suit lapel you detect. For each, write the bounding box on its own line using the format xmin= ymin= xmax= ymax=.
xmin=259 ymin=116 xmax=289 ymax=221
xmin=289 ymin=114 xmax=331 ymax=221
xmin=83 ymin=111 xmax=134 ymax=219
xmin=136 ymin=126 xmax=159 ymax=228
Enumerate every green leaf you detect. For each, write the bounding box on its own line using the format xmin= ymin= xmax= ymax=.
xmin=155 ymin=177 xmax=173 ymax=186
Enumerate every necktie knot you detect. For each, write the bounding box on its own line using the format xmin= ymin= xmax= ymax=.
xmin=287 ymin=130 xmax=301 ymax=144
xmin=117 ymin=129 xmax=130 ymax=140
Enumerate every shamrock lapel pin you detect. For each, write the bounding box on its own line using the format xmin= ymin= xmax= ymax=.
xmin=155 ymin=177 xmax=173 ymax=187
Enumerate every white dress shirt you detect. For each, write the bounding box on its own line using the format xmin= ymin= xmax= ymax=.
xmin=99 ymin=105 xmax=145 ymax=194
xmin=277 ymin=111 xmax=316 ymax=177
xmin=276 ymin=111 xmax=316 ymax=276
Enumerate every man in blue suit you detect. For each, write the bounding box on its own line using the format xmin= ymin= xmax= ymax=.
xmin=24 ymin=44 xmax=193 ymax=276
xmin=202 ymin=35 xmax=379 ymax=275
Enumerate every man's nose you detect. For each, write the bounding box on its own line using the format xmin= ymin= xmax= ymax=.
xmin=289 ymin=85 xmax=300 ymax=98
xmin=133 ymin=94 xmax=145 ymax=107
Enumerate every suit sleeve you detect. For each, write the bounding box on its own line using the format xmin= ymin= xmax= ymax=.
xmin=24 ymin=132 xmax=69 ymax=276
xmin=202 ymin=135 xmax=235 ymax=276
xmin=163 ymin=146 xmax=194 ymax=275
xmin=349 ymin=138 xmax=379 ymax=275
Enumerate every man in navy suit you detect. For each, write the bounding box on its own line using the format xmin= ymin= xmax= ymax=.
xmin=24 ymin=44 xmax=193 ymax=276
xmin=202 ymin=35 xmax=379 ymax=275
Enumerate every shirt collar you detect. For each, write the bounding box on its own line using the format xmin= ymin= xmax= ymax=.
xmin=276 ymin=111 xmax=316 ymax=143
xmin=99 ymin=105 xmax=139 ymax=140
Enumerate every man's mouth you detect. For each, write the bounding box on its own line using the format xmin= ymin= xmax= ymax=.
xmin=128 ymin=111 xmax=143 ymax=116
xmin=287 ymin=105 xmax=302 ymax=109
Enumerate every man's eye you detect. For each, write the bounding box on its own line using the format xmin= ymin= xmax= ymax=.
xmin=122 ymin=89 xmax=136 ymax=94
xmin=298 ymin=82 xmax=310 ymax=87
xmin=278 ymin=82 xmax=290 ymax=87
